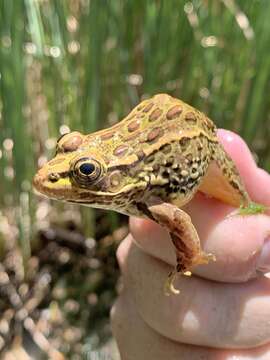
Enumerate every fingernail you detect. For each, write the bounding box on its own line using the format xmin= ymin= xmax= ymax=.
xmin=257 ymin=236 xmax=270 ymax=272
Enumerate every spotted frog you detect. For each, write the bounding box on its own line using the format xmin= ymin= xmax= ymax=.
xmin=33 ymin=94 xmax=263 ymax=294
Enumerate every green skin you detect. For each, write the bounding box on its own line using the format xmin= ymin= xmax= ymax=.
xmin=239 ymin=202 xmax=267 ymax=215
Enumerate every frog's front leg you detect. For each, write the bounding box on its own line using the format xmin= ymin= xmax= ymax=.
xmin=146 ymin=199 xmax=215 ymax=295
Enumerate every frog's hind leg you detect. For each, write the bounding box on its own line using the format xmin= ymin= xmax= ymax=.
xmin=146 ymin=199 xmax=215 ymax=295
xmin=199 ymin=142 xmax=266 ymax=214
xmin=199 ymin=141 xmax=250 ymax=208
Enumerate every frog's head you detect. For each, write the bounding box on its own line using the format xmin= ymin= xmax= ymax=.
xmin=33 ymin=131 xmax=145 ymax=212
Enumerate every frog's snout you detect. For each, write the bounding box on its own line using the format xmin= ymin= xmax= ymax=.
xmin=33 ymin=168 xmax=47 ymax=192
xmin=33 ymin=167 xmax=59 ymax=192
xmin=33 ymin=162 xmax=74 ymax=200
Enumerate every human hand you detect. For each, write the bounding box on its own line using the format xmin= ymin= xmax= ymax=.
xmin=111 ymin=129 xmax=270 ymax=360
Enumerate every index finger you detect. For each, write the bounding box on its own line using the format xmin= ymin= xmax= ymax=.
xmin=130 ymin=130 xmax=270 ymax=283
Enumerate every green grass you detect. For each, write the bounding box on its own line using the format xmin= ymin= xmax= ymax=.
xmin=0 ymin=0 xmax=269 ymax=249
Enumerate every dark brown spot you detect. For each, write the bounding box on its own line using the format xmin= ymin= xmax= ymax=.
xmin=230 ymin=180 xmax=239 ymax=190
xmin=100 ymin=131 xmax=115 ymax=141
xmin=165 ymin=156 xmax=174 ymax=167
xmin=179 ymin=137 xmax=190 ymax=148
xmin=162 ymin=169 xmax=170 ymax=178
xmin=146 ymin=127 xmax=164 ymax=143
xmin=143 ymin=102 xmax=154 ymax=113
xmin=113 ymin=200 xmax=124 ymax=206
xmin=160 ymin=143 xmax=172 ymax=154
xmin=136 ymin=150 xmax=145 ymax=161
xmin=61 ymin=134 xmax=83 ymax=152
xmin=113 ymin=144 xmax=129 ymax=157
xmin=136 ymin=202 xmax=156 ymax=220
xmin=185 ymin=111 xmax=197 ymax=123
xmin=149 ymin=108 xmax=162 ymax=122
xmin=128 ymin=119 xmax=140 ymax=132
xmin=145 ymin=154 xmax=155 ymax=164
xmin=172 ymin=178 xmax=180 ymax=186
xmin=166 ymin=105 xmax=183 ymax=120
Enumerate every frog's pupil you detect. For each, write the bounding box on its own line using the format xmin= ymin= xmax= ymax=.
xmin=79 ymin=163 xmax=95 ymax=175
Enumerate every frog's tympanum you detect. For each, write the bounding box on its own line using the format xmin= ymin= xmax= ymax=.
xmin=33 ymin=94 xmax=262 ymax=294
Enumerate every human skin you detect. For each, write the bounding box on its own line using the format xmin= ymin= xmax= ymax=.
xmin=111 ymin=129 xmax=270 ymax=360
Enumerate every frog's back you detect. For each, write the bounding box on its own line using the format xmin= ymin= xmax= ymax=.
xmin=82 ymin=94 xmax=217 ymax=164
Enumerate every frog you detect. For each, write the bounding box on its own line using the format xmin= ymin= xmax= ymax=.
xmin=33 ymin=93 xmax=265 ymax=294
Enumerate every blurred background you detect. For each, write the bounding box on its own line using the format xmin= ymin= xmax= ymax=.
xmin=0 ymin=0 xmax=269 ymax=358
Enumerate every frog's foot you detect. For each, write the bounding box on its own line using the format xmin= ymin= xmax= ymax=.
xmin=164 ymin=265 xmax=193 ymax=296
xmin=238 ymin=201 xmax=267 ymax=216
xmin=164 ymin=252 xmax=216 ymax=296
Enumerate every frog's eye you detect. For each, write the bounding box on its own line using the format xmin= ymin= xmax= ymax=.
xmin=72 ymin=157 xmax=103 ymax=186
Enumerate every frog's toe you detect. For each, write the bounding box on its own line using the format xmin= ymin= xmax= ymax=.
xmin=164 ymin=270 xmax=180 ymax=296
xmin=195 ymin=252 xmax=216 ymax=266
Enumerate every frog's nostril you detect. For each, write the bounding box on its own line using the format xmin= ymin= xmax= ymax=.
xmin=48 ymin=173 xmax=60 ymax=182
xmin=33 ymin=171 xmax=44 ymax=191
